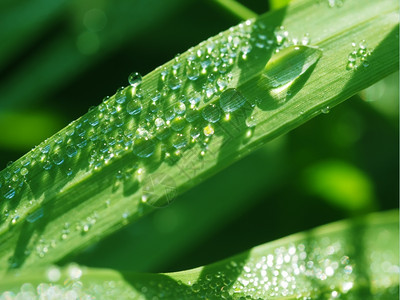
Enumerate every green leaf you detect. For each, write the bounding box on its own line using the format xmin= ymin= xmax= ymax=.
xmin=0 ymin=211 xmax=398 ymax=299
xmin=0 ymin=0 xmax=398 ymax=274
xmin=212 ymin=0 xmax=258 ymax=20
xmin=269 ymin=0 xmax=292 ymax=10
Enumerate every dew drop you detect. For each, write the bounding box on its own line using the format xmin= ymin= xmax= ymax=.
xmin=151 ymin=90 xmax=161 ymax=102
xmin=88 ymin=114 xmax=99 ymax=126
xmin=20 ymin=168 xmax=28 ymax=176
xmin=174 ymin=102 xmax=186 ymax=115
xmin=164 ymin=108 xmax=176 ymax=121
xmin=202 ymin=104 xmax=221 ymax=123
xmin=186 ymin=107 xmax=200 ymax=123
xmin=187 ymin=63 xmax=200 ymax=81
xmin=47 ymin=266 xmax=61 ymax=282
xmin=66 ymin=168 xmax=73 ymax=176
xmin=11 ymin=215 xmax=19 ymax=225
xmin=52 ymin=152 xmax=64 ymax=165
xmin=203 ymin=124 xmax=215 ymax=136
xmin=170 ymin=116 xmax=186 ymax=132
xmin=219 ymin=88 xmax=246 ymax=112
xmin=132 ymin=137 xmax=155 ymax=158
xmin=216 ymin=77 xmax=228 ymax=91
xmin=321 ymin=106 xmax=330 ymax=114
xmin=190 ymin=127 xmax=201 ymax=139
xmin=126 ymin=99 xmax=142 ymax=115
xmin=168 ymin=75 xmax=182 ymax=90
xmin=27 ymin=208 xmax=44 ymax=223
xmin=262 ymin=45 xmax=322 ymax=88
xmin=115 ymin=87 xmax=127 ymax=104
xmin=40 ymin=145 xmax=51 ymax=154
xmin=128 ymin=72 xmax=142 ymax=87
xmin=348 ymin=51 xmax=357 ymax=62
xmin=188 ymin=92 xmax=202 ymax=107
xmin=171 ymin=133 xmax=188 ymax=149
xmin=155 ymin=125 xmax=171 ymax=141
xmin=154 ymin=117 xmax=165 ymax=127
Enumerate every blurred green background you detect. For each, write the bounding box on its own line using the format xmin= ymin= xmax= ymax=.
xmin=0 ymin=0 xmax=398 ymax=273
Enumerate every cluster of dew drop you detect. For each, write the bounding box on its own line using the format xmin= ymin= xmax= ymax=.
xmin=346 ymin=40 xmax=371 ymax=70
xmin=0 ymin=18 xmax=314 ymax=261
xmin=230 ymin=242 xmax=355 ymax=299
xmin=318 ymin=0 xmax=345 ymax=8
xmin=0 ymin=264 xmax=136 ymax=300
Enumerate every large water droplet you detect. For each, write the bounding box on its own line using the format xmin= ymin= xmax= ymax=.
xmin=261 ymin=45 xmax=322 ymax=88
xmin=219 ymin=88 xmax=246 ymax=112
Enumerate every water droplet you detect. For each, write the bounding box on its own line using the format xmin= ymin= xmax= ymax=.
xmin=47 ymin=266 xmax=61 ymax=282
xmin=321 ymin=106 xmax=330 ymax=114
xmin=190 ymin=127 xmax=201 ymax=139
xmin=68 ymin=264 xmax=83 ymax=280
xmin=174 ymin=102 xmax=186 ymax=115
xmin=4 ymin=187 xmax=16 ymax=199
xmin=40 ymin=145 xmax=51 ymax=154
xmin=170 ymin=116 xmax=186 ymax=131
xmin=171 ymin=133 xmax=188 ymax=149
xmin=128 ymin=72 xmax=142 ymax=87
xmin=20 ymin=168 xmax=28 ymax=176
xmin=168 ymin=75 xmax=182 ymax=90
xmin=132 ymin=137 xmax=155 ymax=158
xmin=66 ymin=145 xmax=77 ymax=158
xmin=203 ymin=124 xmax=214 ymax=136
xmin=155 ymin=117 xmax=165 ymax=127
xmin=262 ymin=45 xmax=323 ymax=88
xmin=164 ymin=108 xmax=176 ymax=121
xmin=186 ymin=108 xmax=200 ymax=122
xmin=187 ymin=63 xmax=200 ymax=81
xmin=216 ymin=77 xmax=228 ymax=91
xmin=152 ymin=90 xmax=161 ymax=102
xmin=202 ymin=104 xmax=221 ymax=123
xmin=115 ymin=87 xmax=127 ymax=104
xmin=188 ymin=92 xmax=202 ymax=107
xmin=126 ymin=99 xmax=142 ymax=115
xmin=52 ymin=152 xmax=64 ymax=165
xmin=219 ymin=88 xmax=246 ymax=112
xmin=274 ymin=26 xmax=289 ymax=46
xmin=27 ymin=208 xmax=44 ymax=223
